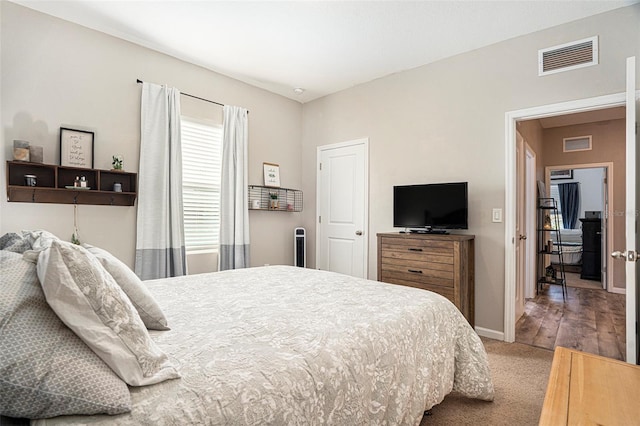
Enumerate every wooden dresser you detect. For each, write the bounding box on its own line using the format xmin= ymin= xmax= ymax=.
xmin=540 ymin=347 xmax=640 ymax=425
xmin=377 ymin=232 xmax=474 ymax=326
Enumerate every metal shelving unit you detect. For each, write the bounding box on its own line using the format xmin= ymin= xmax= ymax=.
xmin=537 ymin=197 xmax=567 ymax=300
xmin=248 ymin=185 xmax=303 ymax=212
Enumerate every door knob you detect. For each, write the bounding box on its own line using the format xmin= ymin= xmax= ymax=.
xmin=611 ymin=250 xmax=639 ymax=262
xmin=355 ymin=230 xmax=363 ymax=236
xmin=519 ymin=234 xmax=527 ymax=240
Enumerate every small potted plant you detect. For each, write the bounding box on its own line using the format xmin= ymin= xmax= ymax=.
xmin=269 ymin=192 xmax=279 ymax=210
xmin=111 ymin=155 xmax=123 ymax=171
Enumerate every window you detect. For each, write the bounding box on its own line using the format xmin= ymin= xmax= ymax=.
xmin=181 ymin=117 xmax=223 ymax=252
xmin=549 ymin=184 xmax=565 ymax=229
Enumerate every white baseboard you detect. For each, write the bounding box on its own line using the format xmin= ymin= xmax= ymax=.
xmin=609 ymin=286 xmax=626 ymax=295
xmin=475 ymin=326 xmax=505 ymax=341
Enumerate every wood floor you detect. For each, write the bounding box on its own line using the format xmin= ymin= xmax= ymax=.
xmin=515 ymin=273 xmax=626 ymax=361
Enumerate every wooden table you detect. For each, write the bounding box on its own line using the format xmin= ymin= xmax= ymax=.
xmin=540 ymin=347 xmax=640 ymax=425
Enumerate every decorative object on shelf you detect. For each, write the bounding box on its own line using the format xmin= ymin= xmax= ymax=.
xmin=113 ymin=183 xmax=122 ymax=192
xmin=29 ymin=145 xmax=44 ymax=163
xmin=13 ymin=140 xmax=30 ymax=162
xmin=251 ymin=199 xmax=260 ymax=209
xmin=71 ymin=205 xmax=81 ymax=245
xmin=545 ymin=265 xmax=556 ymax=279
xmin=74 ymin=176 xmax=80 ymax=188
xmin=60 ymin=127 xmax=94 ymax=169
xmin=24 ymin=175 xmax=37 ymax=187
xmin=543 ymin=215 xmax=552 ymax=229
xmin=263 ymin=162 xmax=280 ymax=187
xmin=112 ymin=155 xmax=123 ymax=171
xmin=269 ymin=192 xmax=279 ymax=210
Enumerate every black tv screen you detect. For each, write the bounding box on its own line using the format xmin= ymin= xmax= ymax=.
xmin=393 ymin=182 xmax=468 ymax=229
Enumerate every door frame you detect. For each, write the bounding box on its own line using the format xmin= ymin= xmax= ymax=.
xmin=544 ymin=163 xmax=613 ymax=292
xmin=316 ymin=138 xmax=370 ymax=278
xmin=504 ymin=92 xmax=628 ymax=343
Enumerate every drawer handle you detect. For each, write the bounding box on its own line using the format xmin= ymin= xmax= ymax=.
xmin=408 ymin=248 xmax=423 ymax=252
xmin=408 ymin=269 xmax=423 ymax=274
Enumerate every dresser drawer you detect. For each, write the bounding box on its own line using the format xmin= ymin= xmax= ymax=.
xmin=383 ymin=278 xmax=455 ymax=304
xmin=380 ymin=260 xmax=454 ymax=287
xmin=380 ymin=236 xmax=454 ymax=256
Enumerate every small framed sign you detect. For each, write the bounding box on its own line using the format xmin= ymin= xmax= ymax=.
xmin=60 ymin=127 xmax=94 ymax=168
xmin=263 ymin=162 xmax=280 ymax=187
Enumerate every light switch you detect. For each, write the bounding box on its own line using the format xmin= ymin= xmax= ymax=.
xmin=492 ymin=208 xmax=503 ymax=223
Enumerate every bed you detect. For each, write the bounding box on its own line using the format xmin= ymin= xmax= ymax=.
xmin=551 ymin=228 xmax=583 ymax=266
xmin=1 ymin=232 xmax=494 ymax=425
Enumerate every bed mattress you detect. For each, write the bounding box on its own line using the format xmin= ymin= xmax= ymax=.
xmin=33 ymin=265 xmax=494 ymax=425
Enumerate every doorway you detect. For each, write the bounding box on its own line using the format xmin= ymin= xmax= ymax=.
xmin=516 ymin=161 xmax=625 ymax=359
xmin=504 ymin=92 xmax=634 ymax=352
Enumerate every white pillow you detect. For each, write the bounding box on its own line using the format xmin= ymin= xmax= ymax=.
xmin=21 ymin=229 xmax=60 ymax=251
xmin=37 ymin=240 xmax=180 ymax=386
xmin=82 ymin=243 xmax=169 ymax=330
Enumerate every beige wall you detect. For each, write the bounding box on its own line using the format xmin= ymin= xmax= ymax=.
xmin=542 ymin=119 xmax=626 ymax=289
xmin=0 ymin=2 xmax=303 ymax=270
xmin=300 ymin=5 xmax=640 ymax=333
xmin=517 ymin=120 xmax=545 ymax=181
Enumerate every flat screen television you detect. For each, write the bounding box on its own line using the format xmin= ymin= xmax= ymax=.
xmin=393 ymin=182 xmax=468 ymax=232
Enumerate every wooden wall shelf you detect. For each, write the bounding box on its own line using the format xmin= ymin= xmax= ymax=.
xmin=6 ymin=161 xmax=137 ymax=206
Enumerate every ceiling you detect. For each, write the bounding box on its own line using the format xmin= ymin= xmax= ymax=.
xmin=11 ymin=0 xmax=639 ymax=103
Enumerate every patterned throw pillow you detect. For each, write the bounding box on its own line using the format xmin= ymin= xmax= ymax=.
xmin=37 ymin=240 xmax=180 ymax=386
xmin=0 ymin=232 xmax=31 ymax=253
xmin=0 ymin=250 xmax=131 ymax=419
xmin=82 ymin=243 xmax=170 ymax=330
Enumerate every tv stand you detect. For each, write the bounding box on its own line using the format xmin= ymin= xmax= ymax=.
xmin=409 ymin=229 xmax=448 ymax=235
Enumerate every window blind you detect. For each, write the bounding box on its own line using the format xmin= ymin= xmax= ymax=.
xmin=181 ymin=117 xmax=222 ymax=252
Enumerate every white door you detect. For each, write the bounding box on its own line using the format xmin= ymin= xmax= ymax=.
xmin=626 ymin=57 xmax=639 ymax=364
xmin=525 ymin=144 xmax=537 ymax=299
xmin=613 ymin=56 xmax=639 ymax=364
xmin=316 ymin=139 xmax=368 ymax=278
xmin=515 ymin=132 xmax=526 ymax=321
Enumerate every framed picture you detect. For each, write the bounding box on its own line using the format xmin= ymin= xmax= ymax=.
xmin=263 ymin=162 xmax=280 ymax=187
xmin=60 ymin=127 xmax=94 ymax=168
xmin=550 ymin=169 xmax=573 ymax=180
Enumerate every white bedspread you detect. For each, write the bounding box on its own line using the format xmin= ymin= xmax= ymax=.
xmin=34 ymin=266 xmax=493 ymax=425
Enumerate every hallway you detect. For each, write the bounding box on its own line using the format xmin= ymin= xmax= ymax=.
xmin=515 ymin=274 xmax=626 ymax=361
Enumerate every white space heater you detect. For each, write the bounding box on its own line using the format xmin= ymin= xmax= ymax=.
xmin=294 ymin=227 xmax=306 ymax=268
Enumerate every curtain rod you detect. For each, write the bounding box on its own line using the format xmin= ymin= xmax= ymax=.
xmin=137 ymin=79 xmax=225 ymax=108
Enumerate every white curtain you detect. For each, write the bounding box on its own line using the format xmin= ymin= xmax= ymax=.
xmin=218 ymin=105 xmax=250 ymax=270
xmin=135 ymin=82 xmax=186 ymax=280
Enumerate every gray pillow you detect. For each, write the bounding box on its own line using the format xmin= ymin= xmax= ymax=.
xmin=82 ymin=243 xmax=170 ymax=330
xmin=0 ymin=233 xmax=31 ymax=253
xmin=0 ymin=250 xmax=131 ymax=419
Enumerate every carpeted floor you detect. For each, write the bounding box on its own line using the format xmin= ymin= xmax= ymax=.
xmin=421 ymin=337 xmax=554 ymax=425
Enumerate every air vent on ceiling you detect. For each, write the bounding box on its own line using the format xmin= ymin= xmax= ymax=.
xmin=563 ymin=135 xmax=592 ymax=152
xmin=539 ymin=36 xmax=598 ymax=76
